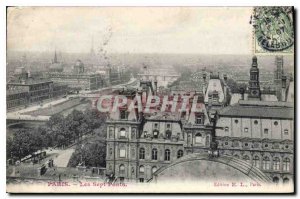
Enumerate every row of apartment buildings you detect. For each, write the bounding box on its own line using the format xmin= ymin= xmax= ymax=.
xmin=6 ymin=52 xmax=123 ymax=110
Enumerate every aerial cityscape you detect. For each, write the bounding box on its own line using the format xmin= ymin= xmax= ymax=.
xmin=6 ymin=7 xmax=294 ymax=193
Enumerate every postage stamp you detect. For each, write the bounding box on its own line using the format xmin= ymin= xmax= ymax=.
xmin=252 ymin=7 xmax=294 ymax=54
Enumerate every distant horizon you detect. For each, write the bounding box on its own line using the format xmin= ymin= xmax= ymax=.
xmin=7 ymin=50 xmax=296 ymax=57
xmin=7 ymin=50 xmax=255 ymax=56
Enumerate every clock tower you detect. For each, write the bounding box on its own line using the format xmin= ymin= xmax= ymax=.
xmin=248 ymin=56 xmax=261 ymax=101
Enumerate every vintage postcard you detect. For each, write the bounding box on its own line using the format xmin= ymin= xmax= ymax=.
xmin=6 ymin=7 xmax=294 ymax=193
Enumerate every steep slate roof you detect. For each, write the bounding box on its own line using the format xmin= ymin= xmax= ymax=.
xmin=218 ymin=100 xmax=294 ymax=119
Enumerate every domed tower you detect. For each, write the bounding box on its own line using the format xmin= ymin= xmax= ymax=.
xmin=248 ymin=56 xmax=261 ymax=101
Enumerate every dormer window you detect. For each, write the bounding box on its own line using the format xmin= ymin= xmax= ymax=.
xmin=196 ymin=117 xmax=202 ymax=124
xmin=208 ymin=94 xmax=212 ymax=100
xmin=143 ymin=131 xmax=148 ymax=138
xmin=166 ymin=130 xmax=172 ymax=139
xmin=120 ymin=110 xmax=128 ymax=120
xmin=212 ymin=94 xmax=218 ymax=102
xmin=195 ymin=113 xmax=204 ymax=125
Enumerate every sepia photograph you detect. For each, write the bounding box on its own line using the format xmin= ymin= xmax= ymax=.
xmin=5 ymin=6 xmax=295 ymax=193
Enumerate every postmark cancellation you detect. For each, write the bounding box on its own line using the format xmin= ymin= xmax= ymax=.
xmin=252 ymin=7 xmax=294 ymax=54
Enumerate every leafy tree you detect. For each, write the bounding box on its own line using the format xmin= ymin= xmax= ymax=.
xmin=8 ymin=130 xmax=38 ymax=161
xmin=7 ymin=108 xmax=108 ymax=161
xmin=67 ymin=142 xmax=106 ymax=168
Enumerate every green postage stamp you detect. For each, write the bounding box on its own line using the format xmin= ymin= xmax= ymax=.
xmin=252 ymin=7 xmax=294 ymax=54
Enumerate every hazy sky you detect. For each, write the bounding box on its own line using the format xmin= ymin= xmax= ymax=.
xmin=7 ymin=7 xmax=253 ymax=54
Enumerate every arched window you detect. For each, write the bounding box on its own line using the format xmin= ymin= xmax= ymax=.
xmin=262 ymin=156 xmax=270 ymax=170
xmin=139 ymin=165 xmax=145 ymax=174
xmin=177 ymin=150 xmax=183 ymax=159
xmin=253 ymin=156 xmax=260 ymax=168
xmin=273 ymin=176 xmax=279 ymax=184
xmin=152 ymin=148 xmax=158 ymax=160
xmin=152 ymin=166 xmax=157 ymax=175
xmin=283 ymin=158 xmax=291 ymax=171
xmin=166 ymin=130 xmax=172 ymax=139
xmin=153 ymin=130 xmax=159 ymax=139
xmin=120 ymin=128 xmax=126 ymax=138
xmin=264 ymin=129 xmax=269 ymax=134
xmin=195 ymin=133 xmax=202 ymax=143
xmin=273 ymin=157 xmax=280 ymax=171
xmin=139 ymin=148 xmax=145 ymax=160
xmin=243 ymin=155 xmax=250 ymax=163
xmin=283 ymin=178 xmax=290 ymax=184
xmin=234 ymin=154 xmax=240 ymax=159
xmin=119 ymin=164 xmax=125 ymax=174
xmin=165 ymin=149 xmax=171 ymax=161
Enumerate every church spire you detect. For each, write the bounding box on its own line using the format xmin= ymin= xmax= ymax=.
xmin=53 ymin=49 xmax=58 ymax=63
